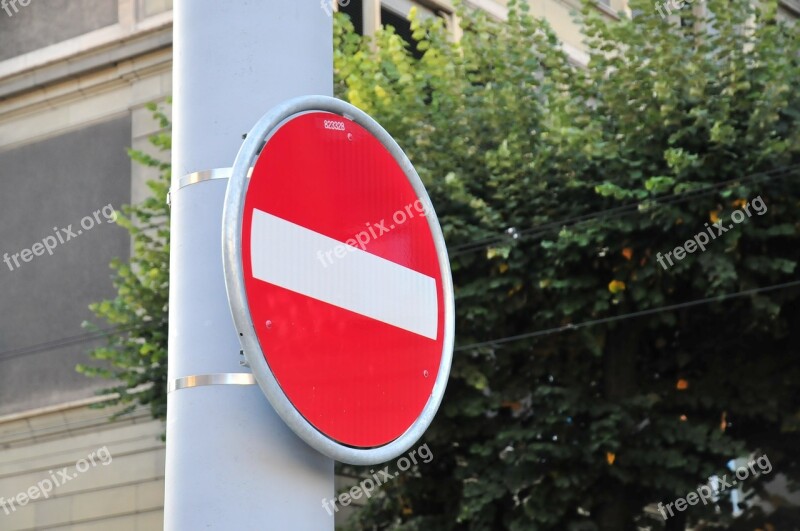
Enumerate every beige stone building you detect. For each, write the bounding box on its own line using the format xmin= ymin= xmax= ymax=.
xmin=1 ymin=1 xmax=797 ymax=530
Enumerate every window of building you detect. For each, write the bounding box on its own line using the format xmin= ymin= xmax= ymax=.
xmin=339 ymin=0 xmax=364 ymax=35
xmin=336 ymin=1 xmax=449 ymax=57
xmin=381 ymin=6 xmax=425 ymax=59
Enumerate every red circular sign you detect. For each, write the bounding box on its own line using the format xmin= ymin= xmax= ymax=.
xmin=240 ymin=111 xmax=447 ymax=448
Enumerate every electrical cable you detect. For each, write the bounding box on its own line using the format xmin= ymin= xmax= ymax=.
xmin=0 ymin=280 xmax=800 ymax=443
xmin=449 ymin=163 xmax=800 ymax=256
xmin=1 ymin=164 xmax=797 ymax=361
xmin=454 ymin=278 xmax=800 ymax=352
xmin=0 ymin=322 xmax=163 ymax=363
xmin=6 ymin=280 xmax=797 ymax=440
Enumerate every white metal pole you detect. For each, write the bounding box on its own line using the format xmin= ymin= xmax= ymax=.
xmin=165 ymin=1 xmax=334 ymax=529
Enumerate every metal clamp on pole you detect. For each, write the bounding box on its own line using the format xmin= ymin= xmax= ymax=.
xmin=167 ymin=373 xmax=257 ymax=393
xmin=168 ymin=168 xmax=238 ymax=206
xmin=167 ymin=167 xmax=253 ymax=206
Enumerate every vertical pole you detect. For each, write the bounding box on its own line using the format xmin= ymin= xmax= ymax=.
xmin=165 ymin=1 xmax=334 ymax=529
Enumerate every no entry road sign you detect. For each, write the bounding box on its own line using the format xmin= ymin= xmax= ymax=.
xmin=222 ymin=96 xmax=454 ymax=464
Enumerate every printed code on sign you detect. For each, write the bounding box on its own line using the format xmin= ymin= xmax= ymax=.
xmin=324 ymin=120 xmax=346 ymax=131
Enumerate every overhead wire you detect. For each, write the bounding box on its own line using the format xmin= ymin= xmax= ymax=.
xmin=5 ymin=280 xmax=798 ymax=441
xmin=1 ymin=163 xmax=797 ymax=362
xmin=454 ymin=279 xmax=800 ymax=352
xmin=0 ymin=322 xmax=163 ymax=364
xmin=449 ymin=163 xmax=800 ymax=257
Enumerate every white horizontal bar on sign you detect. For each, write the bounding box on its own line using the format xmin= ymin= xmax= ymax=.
xmin=250 ymin=209 xmax=438 ymax=340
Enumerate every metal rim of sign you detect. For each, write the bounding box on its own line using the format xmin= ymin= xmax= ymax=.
xmin=222 ymin=95 xmax=455 ymax=465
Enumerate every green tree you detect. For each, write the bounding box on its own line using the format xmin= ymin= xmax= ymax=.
xmin=333 ymin=0 xmax=800 ymax=529
xmin=78 ymin=101 xmax=170 ymax=422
